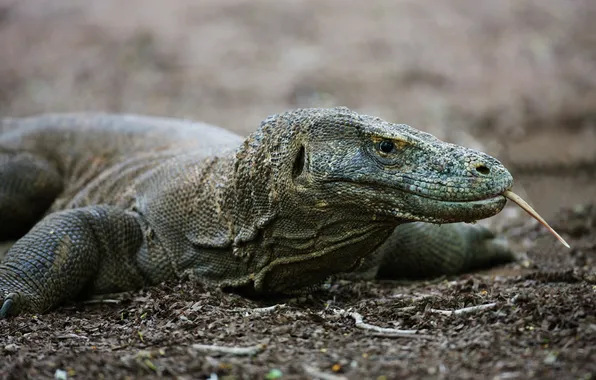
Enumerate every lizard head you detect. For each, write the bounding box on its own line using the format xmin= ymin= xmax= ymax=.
xmin=283 ymin=107 xmax=513 ymax=224
xmin=231 ymin=107 xmax=514 ymax=294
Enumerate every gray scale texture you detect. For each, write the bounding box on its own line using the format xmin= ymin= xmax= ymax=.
xmin=0 ymin=107 xmax=514 ymax=316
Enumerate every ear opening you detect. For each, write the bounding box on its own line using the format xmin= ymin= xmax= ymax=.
xmin=292 ymin=145 xmax=305 ymax=179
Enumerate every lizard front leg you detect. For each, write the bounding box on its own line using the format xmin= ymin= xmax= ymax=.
xmin=368 ymin=222 xmax=515 ymax=280
xmin=0 ymin=205 xmax=146 ymax=317
xmin=0 ymin=151 xmax=63 ymax=240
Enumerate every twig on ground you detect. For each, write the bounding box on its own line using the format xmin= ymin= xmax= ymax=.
xmin=232 ymin=304 xmax=287 ymax=315
xmin=302 ymin=364 xmax=348 ymax=380
xmin=428 ymin=302 xmax=497 ymax=316
xmin=83 ymin=291 xmax=133 ymax=304
xmin=349 ymin=312 xmax=423 ymax=338
xmin=190 ymin=343 xmax=266 ymax=356
xmin=56 ymin=334 xmax=89 ymax=340
xmin=390 ymin=293 xmax=438 ymax=302
xmin=395 ymin=306 xmax=416 ymax=312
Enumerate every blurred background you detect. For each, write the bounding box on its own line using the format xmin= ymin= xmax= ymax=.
xmin=0 ymin=0 xmax=594 ymax=218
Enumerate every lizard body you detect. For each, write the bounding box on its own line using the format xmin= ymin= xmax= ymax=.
xmin=0 ymin=107 xmax=514 ymax=316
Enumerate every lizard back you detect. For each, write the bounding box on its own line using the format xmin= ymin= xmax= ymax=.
xmin=0 ymin=114 xmax=244 ymax=209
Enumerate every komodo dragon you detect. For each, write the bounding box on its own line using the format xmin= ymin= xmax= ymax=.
xmin=0 ymin=107 xmax=522 ymax=317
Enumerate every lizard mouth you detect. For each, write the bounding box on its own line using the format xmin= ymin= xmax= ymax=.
xmin=396 ymin=175 xmax=512 ymax=203
xmin=395 ymin=189 xmax=570 ymax=249
xmin=385 ymin=192 xmax=508 ymax=224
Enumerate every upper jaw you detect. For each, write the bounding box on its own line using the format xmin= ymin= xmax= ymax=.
xmin=392 ymin=173 xmax=514 ymax=203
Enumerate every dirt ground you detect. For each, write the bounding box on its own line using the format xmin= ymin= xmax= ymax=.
xmin=0 ymin=1 xmax=595 ymax=379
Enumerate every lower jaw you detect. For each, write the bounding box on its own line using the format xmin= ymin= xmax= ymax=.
xmin=427 ymin=196 xmax=508 ymax=223
xmin=385 ymin=195 xmax=508 ymax=224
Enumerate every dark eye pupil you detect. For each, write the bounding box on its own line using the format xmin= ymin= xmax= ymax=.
xmin=379 ymin=140 xmax=394 ymax=153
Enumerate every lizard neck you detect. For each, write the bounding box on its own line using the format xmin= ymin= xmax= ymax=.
xmin=226 ymin=116 xmax=399 ymax=294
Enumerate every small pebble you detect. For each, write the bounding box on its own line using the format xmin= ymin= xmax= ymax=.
xmin=4 ymin=344 xmax=18 ymax=352
xmin=54 ymin=369 xmax=68 ymax=380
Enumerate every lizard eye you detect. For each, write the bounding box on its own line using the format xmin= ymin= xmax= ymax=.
xmin=377 ymin=140 xmax=395 ymax=154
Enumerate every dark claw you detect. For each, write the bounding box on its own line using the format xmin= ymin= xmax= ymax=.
xmin=0 ymin=298 xmax=13 ymax=318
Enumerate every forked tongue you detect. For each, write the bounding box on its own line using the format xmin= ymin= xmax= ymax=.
xmin=503 ymin=190 xmax=570 ymax=249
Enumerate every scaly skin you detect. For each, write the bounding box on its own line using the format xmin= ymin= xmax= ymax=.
xmin=0 ymin=107 xmax=514 ymax=317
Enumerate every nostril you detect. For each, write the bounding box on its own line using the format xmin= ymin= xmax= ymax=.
xmin=475 ymin=164 xmax=490 ymax=175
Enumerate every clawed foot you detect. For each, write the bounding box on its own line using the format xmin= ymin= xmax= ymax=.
xmin=464 ymin=224 xmax=516 ymax=270
xmin=0 ymin=292 xmax=23 ymax=318
xmin=374 ymin=222 xmax=517 ymax=280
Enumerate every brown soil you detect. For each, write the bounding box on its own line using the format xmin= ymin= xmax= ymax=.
xmin=1 ymin=209 xmax=594 ymax=379
xmin=1 ymin=1 xmax=595 ymax=379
